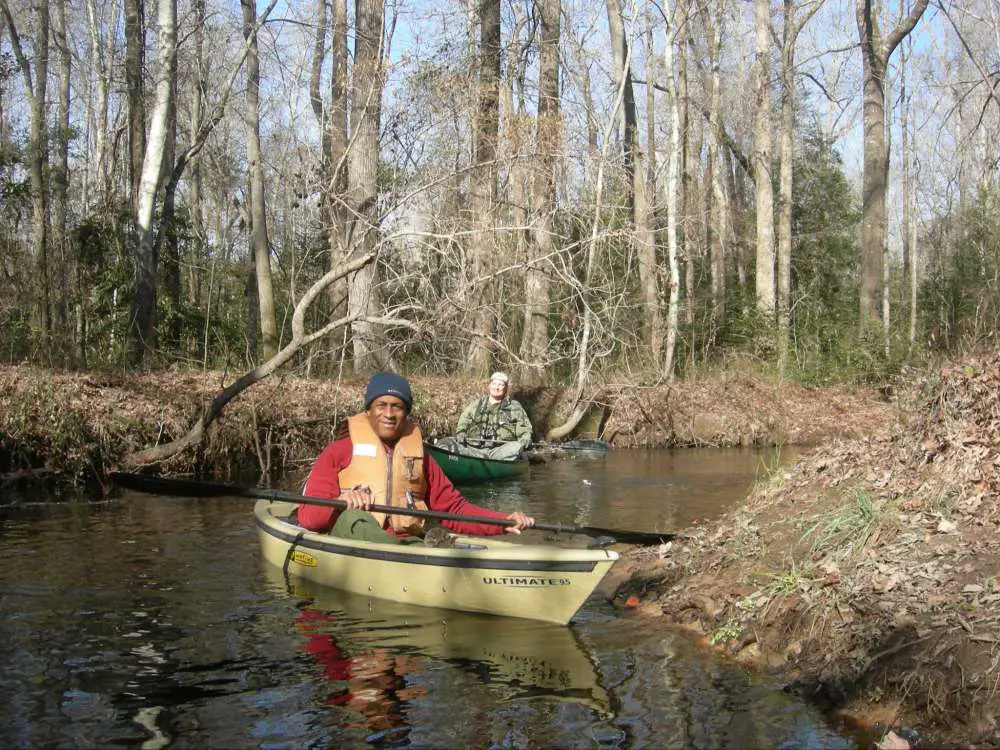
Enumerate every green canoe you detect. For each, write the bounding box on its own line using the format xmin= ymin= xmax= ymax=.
xmin=425 ymin=441 xmax=528 ymax=483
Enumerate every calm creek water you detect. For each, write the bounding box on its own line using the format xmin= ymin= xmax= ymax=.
xmin=0 ymin=448 xmax=860 ymax=749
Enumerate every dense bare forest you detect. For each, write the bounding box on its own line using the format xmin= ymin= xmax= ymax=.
xmin=1 ymin=0 xmax=997 ymax=396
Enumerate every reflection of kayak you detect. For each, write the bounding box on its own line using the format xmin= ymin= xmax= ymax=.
xmin=267 ymin=566 xmax=611 ymax=712
xmin=255 ymin=499 xmax=618 ymax=625
xmin=424 ymin=441 xmax=528 ymax=483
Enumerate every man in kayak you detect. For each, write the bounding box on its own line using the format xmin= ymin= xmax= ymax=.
xmin=436 ymin=372 xmax=533 ymax=461
xmin=298 ymin=371 xmax=534 ymax=545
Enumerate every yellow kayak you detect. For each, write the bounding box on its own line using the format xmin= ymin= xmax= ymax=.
xmin=255 ymin=499 xmax=619 ymax=625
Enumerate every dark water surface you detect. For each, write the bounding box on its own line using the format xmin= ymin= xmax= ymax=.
xmin=0 ymin=448 xmax=856 ymax=749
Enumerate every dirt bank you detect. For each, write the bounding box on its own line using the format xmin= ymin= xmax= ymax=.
xmin=0 ymin=362 xmax=888 ymax=487
xmin=611 ymin=353 xmax=1000 ymax=748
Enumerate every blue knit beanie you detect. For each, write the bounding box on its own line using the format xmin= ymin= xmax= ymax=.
xmin=364 ymin=372 xmax=413 ymax=411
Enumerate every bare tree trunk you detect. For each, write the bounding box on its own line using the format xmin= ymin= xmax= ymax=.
xmin=124 ymin=0 xmax=145 ymax=217
xmin=2 ymin=0 xmax=52 ymax=350
xmin=242 ymin=0 xmax=278 ymax=362
xmin=547 ymin=15 xmax=634 ymax=441
xmin=605 ymin=0 xmax=634 ymax=203
xmin=128 ymin=0 xmax=176 ymax=366
xmin=777 ymin=0 xmax=821 ymax=372
xmin=707 ymin=0 xmax=727 ymax=332
xmin=31 ymin=0 xmax=51 ymax=349
xmin=185 ymin=0 xmax=207 ymax=363
xmin=581 ymin=57 xmax=598 ymax=164
xmin=753 ymin=0 xmax=775 ymax=318
xmin=308 ymin=0 xmax=342 ymax=371
xmin=51 ymin=0 xmax=71 ymax=356
xmin=326 ymin=0 xmax=350 ymax=369
xmin=161 ymin=27 xmax=180 ymax=354
xmin=908 ymin=169 xmax=918 ymax=350
xmin=730 ymin=149 xmax=749 ymax=296
xmin=679 ymin=0 xmax=693 ymax=330
xmin=465 ymin=0 xmax=501 ymax=374
xmin=607 ymin=0 xmax=660 ymax=360
xmin=662 ymin=1 xmax=682 ymax=382
xmin=899 ymin=33 xmax=917 ymax=350
xmin=347 ymin=0 xmax=386 ymax=372
xmin=644 ymin=2 xmax=662 ymax=360
xmin=644 ymin=5 xmax=656 ymax=202
xmin=777 ymin=20 xmax=794 ymax=373
xmin=520 ymin=0 xmax=559 ymax=382
xmin=189 ymin=0 xmax=206 ymax=308
xmin=85 ymin=0 xmax=116 ymax=204
xmin=502 ymin=9 xmax=530 ymax=363
xmin=855 ymin=0 xmax=929 ymax=335
xmin=309 ymin=0 xmax=328 ymax=159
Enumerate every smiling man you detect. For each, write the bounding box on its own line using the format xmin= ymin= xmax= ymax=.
xmin=298 ymin=372 xmax=534 ymax=544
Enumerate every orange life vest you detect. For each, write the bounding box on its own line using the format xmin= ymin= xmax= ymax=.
xmin=337 ymin=413 xmax=429 ymax=535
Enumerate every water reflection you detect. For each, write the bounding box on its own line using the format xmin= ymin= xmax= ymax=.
xmin=458 ymin=447 xmax=790 ymax=543
xmin=0 ymin=449 xmax=857 ymax=749
xmin=269 ymin=565 xmax=612 ymax=735
xmin=296 ymin=605 xmax=423 ymax=743
xmin=583 ymin=616 xmax=855 ymax=749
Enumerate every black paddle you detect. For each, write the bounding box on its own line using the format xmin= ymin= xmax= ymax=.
xmin=532 ymin=439 xmax=610 ymax=454
xmin=110 ymin=472 xmax=677 ymax=545
xmin=453 ymin=437 xmax=610 ymax=456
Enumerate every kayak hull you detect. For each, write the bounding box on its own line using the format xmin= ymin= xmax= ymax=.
xmin=255 ymin=500 xmax=618 ymax=625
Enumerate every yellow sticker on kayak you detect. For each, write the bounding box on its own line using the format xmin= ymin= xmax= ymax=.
xmin=291 ymin=550 xmax=318 ymax=567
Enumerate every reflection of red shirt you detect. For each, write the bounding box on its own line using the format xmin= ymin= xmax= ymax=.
xmin=296 ymin=608 xmax=421 ymax=721
xmin=299 ymin=610 xmax=352 ymax=682
xmin=299 ymin=436 xmax=510 ymax=536
xmin=297 ymin=609 xmax=355 ymax=706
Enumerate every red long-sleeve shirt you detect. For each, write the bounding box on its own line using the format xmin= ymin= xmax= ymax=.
xmin=299 ymin=437 xmax=510 ymax=537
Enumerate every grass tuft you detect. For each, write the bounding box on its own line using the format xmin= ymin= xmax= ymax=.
xmin=801 ymin=487 xmax=896 ymax=559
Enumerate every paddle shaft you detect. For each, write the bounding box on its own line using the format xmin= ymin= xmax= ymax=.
xmin=110 ymin=473 xmax=674 ymax=545
xmin=465 ymin=437 xmax=609 ymax=453
xmin=532 ymin=439 xmax=610 ymax=453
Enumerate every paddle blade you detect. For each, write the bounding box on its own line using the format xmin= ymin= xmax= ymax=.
xmin=533 ymin=519 xmax=679 ymax=546
xmin=577 ymin=525 xmax=678 ymax=546
xmin=560 ymin=439 xmax=611 ymax=454
xmin=111 ymin=472 xmax=247 ymax=498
